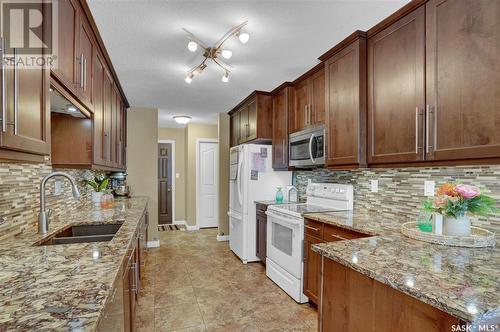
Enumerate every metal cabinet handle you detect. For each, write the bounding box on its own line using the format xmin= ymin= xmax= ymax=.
xmin=80 ymin=53 xmax=84 ymax=88
xmin=13 ymin=48 xmax=18 ymax=135
xmin=425 ymin=105 xmax=434 ymax=154
xmin=304 ymin=225 xmax=319 ymax=232
xmin=308 ymin=105 xmax=312 ymax=125
xmin=415 ymin=107 xmax=420 ymax=154
xmin=130 ymin=262 xmax=138 ymax=293
xmin=1 ymin=38 xmax=5 ymax=133
xmin=304 ymin=105 xmax=308 ymax=125
xmin=83 ymin=57 xmax=87 ymax=91
xmin=330 ymin=233 xmax=348 ymax=241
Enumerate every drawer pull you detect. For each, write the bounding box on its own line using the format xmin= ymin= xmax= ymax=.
xmin=304 ymin=225 xmax=320 ymax=232
xmin=330 ymin=234 xmax=348 ymax=241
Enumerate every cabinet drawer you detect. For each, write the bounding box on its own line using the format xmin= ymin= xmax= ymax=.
xmin=323 ymin=224 xmax=369 ymax=241
xmin=304 ymin=218 xmax=323 ymax=238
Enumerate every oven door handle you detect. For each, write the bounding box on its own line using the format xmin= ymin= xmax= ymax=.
xmin=309 ymin=134 xmax=316 ymax=164
xmin=266 ymin=210 xmax=303 ymax=227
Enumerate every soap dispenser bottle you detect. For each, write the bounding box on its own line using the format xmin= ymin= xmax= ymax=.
xmin=275 ymin=186 xmax=284 ymax=204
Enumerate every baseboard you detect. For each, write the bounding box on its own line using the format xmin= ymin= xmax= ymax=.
xmin=173 ymin=220 xmax=186 ymax=225
xmin=147 ymin=240 xmax=160 ymax=248
xmin=186 ymin=224 xmax=199 ymax=231
xmin=217 ymin=235 xmax=229 ymax=242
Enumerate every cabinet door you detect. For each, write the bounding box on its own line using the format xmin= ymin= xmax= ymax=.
xmin=272 ymin=88 xmax=289 ymax=169
xmin=247 ymin=98 xmax=257 ymax=141
xmin=230 ymin=113 xmax=240 ymax=147
xmin=52 ymin=0 xmax=78 ymax=90
xmin=293 ymin=79 xmax=309 ymax=132
xmin=77 ymin=14 xmax=93 ymax=108
xmin=97 ymin=268 xmax=125 ymax=332
xmin=123 ymin=255 xmax=132 ymax=332
xmin=255 ymin=213 xmax=267 ymax=263
xmin=326 ymin=39 xmax=366 ymax=166
xmin=93 ymin=52 xmax=107 ymax=166
xmin=110 ymin=87 xmax=118 ymax=167
xmin=368 ymin=6 xmax=426 ymax=164
xmin=426 ymin=0 xmax=500 ymax=161
xmin=303 ymin=234 xmax=323 ymax=305
xmin=238 ymin=105 xmax=249 ymax=143
xmin=1 ymin=6 xmax=50 ymax=156
xmin=103 ymin=71 xmax=113 ymax=166
xmin=310 ymin=70 xmax=325 ymax=125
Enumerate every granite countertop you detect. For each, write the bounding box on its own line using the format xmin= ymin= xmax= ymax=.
xmin=308 ymin=210 xmax=499 ymax=327
xmin=0 ymin=197 xmax=148 ymax=332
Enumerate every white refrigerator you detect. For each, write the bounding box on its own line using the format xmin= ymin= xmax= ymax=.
xmin=228 ymin=144 xmax=292 ymax=264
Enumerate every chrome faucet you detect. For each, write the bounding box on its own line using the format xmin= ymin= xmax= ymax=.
xmin=38 ymin=172 xmax=81 ymax=234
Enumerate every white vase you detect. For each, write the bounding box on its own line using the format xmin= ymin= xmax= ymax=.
xmin=443 ymin=215 xmax=471 ymax=236
xmin=92 ymin=192 xmax=103 ymax=205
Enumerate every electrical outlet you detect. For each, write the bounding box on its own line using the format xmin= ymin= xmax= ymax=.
xmin=424 ymin=180 xmax=435 ymax=197
xmin=54 ymin=180 xmax=62 ymax=196
xmin=370 ymin=180 xmax=378 ymax=193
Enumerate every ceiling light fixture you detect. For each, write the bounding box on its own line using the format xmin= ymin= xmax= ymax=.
xmin=184 ymin=72 xmax=193 ymax=84
xmin=237 ymin=32 xmax=250 ymax=44
xmin=221 ymin=49 xmax=232 ymax=59
xmin=182 ymin=20 xmax=249 ymax=83
xmin=221 ymin=71 xmax=229 ymax=83
xmin=187 ymin=41 xmax=198 ymax=52
xmin=173 ymin=115 xmax=192 ymax=125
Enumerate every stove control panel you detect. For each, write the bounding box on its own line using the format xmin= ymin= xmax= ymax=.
xmin=305 ymin=183 xmax=354 ymax=210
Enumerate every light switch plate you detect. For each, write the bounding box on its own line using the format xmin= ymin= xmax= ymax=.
xmin=175 ymin=173 xmax=180 ymax=179
xmin=370 ymin=180 xmax=378 ymax=193
xmin=424 ymin=180 xmax=435 ymax=197
xmin=54 ymin=180 xmax=62 ymax=196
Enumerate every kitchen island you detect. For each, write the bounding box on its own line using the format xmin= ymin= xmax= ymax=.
xmin=308 ymin=211 xmax=499 ymax=332
xmin=0 ymin=197 xmax=148 ymax=331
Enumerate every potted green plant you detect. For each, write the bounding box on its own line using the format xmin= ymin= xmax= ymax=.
xmin=84 ymin=177 xmax=110 ymax=205
xmin=423 ymin=183 xmax=497 ymax=236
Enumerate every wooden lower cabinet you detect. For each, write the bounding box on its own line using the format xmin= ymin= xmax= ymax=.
xmin=97 ymin=215 xmax=147 ymax=332
xmin=303 ymin=233 xmax=323 ymax=305
xmin=255 ymin=203 xmax=267 ymax=264
xmin=320 ymin=258 xmax=460 ymax=332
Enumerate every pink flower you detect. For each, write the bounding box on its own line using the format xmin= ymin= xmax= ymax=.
xmin=455 ymin=184 xmax=480 ymax=199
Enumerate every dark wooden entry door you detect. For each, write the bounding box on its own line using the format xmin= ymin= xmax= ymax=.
xmin=158 ymin=143 xmax=173 ymax=224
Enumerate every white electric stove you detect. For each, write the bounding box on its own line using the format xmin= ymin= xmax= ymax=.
xmin=265 ymin=182 xmax=354 ymax=303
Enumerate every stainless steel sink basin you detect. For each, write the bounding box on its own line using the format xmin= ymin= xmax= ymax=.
xmin=37 ymin=223 xmax=123 ymax=246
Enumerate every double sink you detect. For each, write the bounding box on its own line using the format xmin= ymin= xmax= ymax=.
xmin=37 ymin=222 xmax=124 ymax=246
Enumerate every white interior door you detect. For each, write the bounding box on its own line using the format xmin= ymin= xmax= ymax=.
xmin=197 ymin=141 xmax=219 ymax=228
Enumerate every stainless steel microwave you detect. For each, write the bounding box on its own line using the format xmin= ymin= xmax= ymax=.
xmin=289 ymin=125 xmax=325 ymax=168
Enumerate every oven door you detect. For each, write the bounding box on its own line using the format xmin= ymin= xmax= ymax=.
xmin=265 ymin=210 xmax=304 ymax=278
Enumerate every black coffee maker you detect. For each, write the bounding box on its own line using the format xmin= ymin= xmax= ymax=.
xmin=109 ymin=172 xmax=130 ymax=196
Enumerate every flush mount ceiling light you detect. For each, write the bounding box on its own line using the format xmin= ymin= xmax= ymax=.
xmin=182 ymin=20 xmax=249 ymax=83
xmin=173 ymin=115 xmax=192 ymax=125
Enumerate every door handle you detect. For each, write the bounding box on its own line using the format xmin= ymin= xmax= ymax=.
xmin=83 ymin=56 xmax=87 ymax=91
xmin=304 ymin=105 xmax=308 ymax=125
xmin=309 ymin=134 xmax=316 ymax=164
xmin=415 ymin=107 xmax=420 ymax=154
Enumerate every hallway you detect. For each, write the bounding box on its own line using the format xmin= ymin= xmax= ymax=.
xmin=136 ymin=228 xmax=318 ymax=331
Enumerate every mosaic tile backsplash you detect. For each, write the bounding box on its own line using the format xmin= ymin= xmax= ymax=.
xmin=294 ymin=166 xmax=500 ymax=233
xmin=0 ymin=162 xmax=102 ymax=240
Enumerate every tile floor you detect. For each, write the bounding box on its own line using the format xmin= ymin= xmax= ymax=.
xmin=135 ymin=228 xmax=318 ymax=331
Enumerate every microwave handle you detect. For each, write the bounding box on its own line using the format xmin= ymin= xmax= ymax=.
xmin=309 ymin=134 xmax=316 ymax=164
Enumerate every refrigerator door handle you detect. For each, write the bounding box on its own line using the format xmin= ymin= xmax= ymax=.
xmin=237 ymin=153 xmax=244 ymax=206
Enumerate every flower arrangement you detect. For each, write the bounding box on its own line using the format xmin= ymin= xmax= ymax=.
xmin=423 ymin=183 xmax=497 ymax=219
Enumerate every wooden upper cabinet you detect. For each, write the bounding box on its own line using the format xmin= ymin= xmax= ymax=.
xmin=272 ymin=84 xmax=292 ymax=170
xmin=292 ymin=79 xmax=309 ymax=132
xmin=310 ymin=69 xmax=325 ymax=125
xmin=324 ymin=32 xmax=367 ymax=167
xmin=92 ymin=52 xmax=107 ymax=166
xmin=0 ymin=1 xmax=50 ymax=157
xmin=103 ymin=70 xmax=113 ymax=167
xmin=229 ymin=91 xmax=273 ymax=145
xmin=291 ymin=65 xmax=325 ymax=133
xmin=77 ymin=13 xmax=94 ymax=109
xmin=230 ymin=112 xmax=240 ymax=147
xmin=52 ymin=0 xmax=78 ymax=90
xmin=425 ymin=0 xmax=500 ymax=161
xmin=367 ymin=5 xmax=426 ymax=164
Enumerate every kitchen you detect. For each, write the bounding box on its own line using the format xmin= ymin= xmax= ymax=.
xmin=0 ymin=0 xmax=499 ymax=331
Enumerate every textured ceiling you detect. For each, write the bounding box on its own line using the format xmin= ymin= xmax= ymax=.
xmin=88 ymin=0 xmax=410 ymax=128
